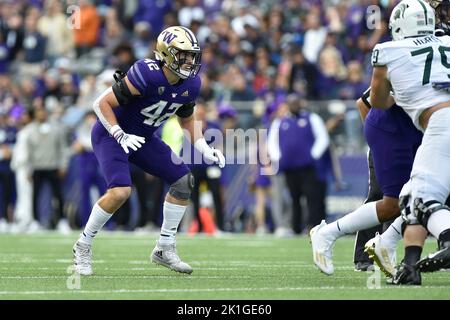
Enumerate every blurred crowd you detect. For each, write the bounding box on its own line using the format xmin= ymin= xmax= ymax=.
xmin=0 ymin=0 xmax=395 ymax=235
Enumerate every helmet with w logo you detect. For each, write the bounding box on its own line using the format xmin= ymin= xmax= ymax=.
xmin=154 ymin=26 xmax=202 ymax=79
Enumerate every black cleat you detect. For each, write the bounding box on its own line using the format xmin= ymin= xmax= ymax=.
xmin=354 ymin=261 xmax=375 ymax=272
xmin=389 ymin=262 xmax=421 ymax=285
xmin=416 ymin=246 xmax=450 ymax=273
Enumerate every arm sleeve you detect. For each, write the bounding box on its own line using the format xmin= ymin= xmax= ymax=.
xmin=361 ymin=87 xmax=372 ymax=109
xmin=92 ymin=87 xmax=115 ymax=134
xmin=310 ymin=113 xmax=330 ymax=160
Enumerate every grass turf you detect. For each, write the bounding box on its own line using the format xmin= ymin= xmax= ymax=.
xmin=0 ymin=232 xmax=449 ymax=300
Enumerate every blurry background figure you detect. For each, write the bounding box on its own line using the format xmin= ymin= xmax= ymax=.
xmin=37 ymin=0 xmax=73 ymax=64
xmin=134 ymin=173 xmax=163 ymax=233
xmin=266 ymin=100 xmax=294 ymax=237
xmin=72 ymin=110 xmax=106 ymax=227
xmin=183 ymin=102 xmax=225 ymax=233
xmin=278 ymin=94 xmax=330 ymax=234
xmin=10 ymin=109 xmax=34 ymax=233
xmin=20 ymin=8 xmax=46 ymax=77
xmin=0 ymin=110 xmax=16 ymax=233
xmin=0 ymin=0 xmax=393 ymax=237
xmin=72 ymin=0 xmax=100 ymax=58
xmin=26 ymin=106 xmax=70 ymax=233
xmin=112 ymin=164 xmax=150 ymax=231
xmin=338 ymin=61 xmax=368 ymax=100
xmin=248 ymin=130 xmax=272 ymax=235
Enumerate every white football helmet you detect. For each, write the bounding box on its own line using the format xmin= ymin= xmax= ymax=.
xmin=389 ymin=0 xmax=435 ymax=41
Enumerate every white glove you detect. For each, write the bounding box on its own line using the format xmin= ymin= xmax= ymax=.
xmin=194 ymin=138 xmax=225 ymax=168
xmin=110 ymin=125 xmax=145 ymax=154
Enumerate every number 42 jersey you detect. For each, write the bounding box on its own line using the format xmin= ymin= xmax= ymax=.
xmin=111 ymin=58 xmax=201 ymax=136
xmin=372 ymin=35 xmax=450 ymax=131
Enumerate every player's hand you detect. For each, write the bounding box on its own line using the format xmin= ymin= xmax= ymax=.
xmin=203 ymin=147 xmax=225 ymax=168
xmin=194 ymin=138 xmax=225 ymax=168
xmin=111 ymin=125 xmax=145 ymax=154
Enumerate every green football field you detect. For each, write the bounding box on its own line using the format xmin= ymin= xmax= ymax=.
xmin=0 ymin=232 xmax=449 ymax=300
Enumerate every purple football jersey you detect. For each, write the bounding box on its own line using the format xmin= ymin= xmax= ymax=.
xmin=90 ymin=59 xmax=200 ymax=188
xmin=115 ymin=58 xmax=201 ymax=137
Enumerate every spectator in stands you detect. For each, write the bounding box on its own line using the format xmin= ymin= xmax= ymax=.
xmin=103 ymin=8 xmax=126 ymax=57
xmin=73 ymin=0 xmax=100 ymax=57
xmin=2 ymin=12 xmax=24 ymax=61
xmin=339 ymin=60 xmax=368 ymax=100
xmin=302 ymin=10 xmax=327 ymax=64
xmin=178 ymin=0 xmax=205 ymax=28
xmin=316 ymin=45 xmax=347 ymax=99
xmin=37 ymin=0 xmax=73 ymax=63
xmin=0 ymin=33 xmax=10 ymax=74
xmin=22 ymin=9 xmax=46 ymax=77
xmin=133 ymin=0 xmax=173 ymax=35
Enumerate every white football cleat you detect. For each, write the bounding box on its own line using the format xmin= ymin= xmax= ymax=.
xmin=151 ymin=241 xmax=193 ymax=274
xmin=73 ymin=241 xmax=93 ymax=276
xmin=310 ymin=220 xmax=335 ymax=275
xmin=364 ymin=232 xmax=397 ymax=277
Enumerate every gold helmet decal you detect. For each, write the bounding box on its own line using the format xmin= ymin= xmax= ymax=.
xmin=155 ymin=26 xmax=202 ymax=79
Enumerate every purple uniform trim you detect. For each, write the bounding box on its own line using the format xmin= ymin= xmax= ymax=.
xmin=365 ymin=105 xmax=423 ymax=198
xmin=91 ymin=122 xmax=189 ymax=188
xmin=91 ymin=59 xmax=200 ymax=189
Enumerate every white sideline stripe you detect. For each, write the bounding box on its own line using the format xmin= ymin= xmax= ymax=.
xmin=0 ymin=286 xmax=447 ymax=295
xmin=4 ymin=274 xmax=450 ymax=280
xmin=1 ymin=275 xmax=253 ymax=279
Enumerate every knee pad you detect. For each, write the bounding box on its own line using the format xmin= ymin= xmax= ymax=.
xmin=414 ymin=198 xmax=450 ymax=229
xmin=168 ymin=173 xmax=194 ymax=201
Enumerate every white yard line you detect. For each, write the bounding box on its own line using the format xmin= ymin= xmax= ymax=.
xmin=0 ymin=286 xmax=447 ymax=296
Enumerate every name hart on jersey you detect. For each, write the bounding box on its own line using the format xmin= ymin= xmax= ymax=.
xmin=413 ymin=35 xmax=441 ymax=46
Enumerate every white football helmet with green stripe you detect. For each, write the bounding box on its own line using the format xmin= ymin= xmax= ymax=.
xmin=389 ymin=0 xmax=436 ymax=41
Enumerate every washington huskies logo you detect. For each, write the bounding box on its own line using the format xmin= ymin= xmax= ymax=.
xmin=161 ymin=31 xmax=177 ymax=44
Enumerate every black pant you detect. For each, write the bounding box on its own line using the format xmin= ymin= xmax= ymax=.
xmin=32 ymin=169 xmax=64 ymax=226
xmin=285 ymin=165 xmax=326 ymax=234
xmin=0 ymin=170 xmax=15 ymax=220
xmin=191 ymin=166 xmax=224 ymax=231
xmin=134 ymin=172 xmax=161 ymax=228
xmin=353 ymin=151 xmax=384 ymax=264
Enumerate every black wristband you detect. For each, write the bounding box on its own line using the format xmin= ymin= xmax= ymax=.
xmin=361 ymin=88 xmax=372 ymax=109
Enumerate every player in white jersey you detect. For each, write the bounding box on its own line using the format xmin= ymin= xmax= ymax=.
xmin=370 ymin=0 xmax=450 ymax=284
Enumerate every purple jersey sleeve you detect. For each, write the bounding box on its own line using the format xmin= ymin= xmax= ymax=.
xmin=126 ymin=59 xmax=158 ymax=95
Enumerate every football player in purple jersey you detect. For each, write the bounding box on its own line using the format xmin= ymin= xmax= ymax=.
xmin=73 ymin=26 xmax=225 ymax=275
